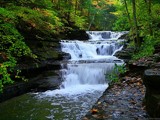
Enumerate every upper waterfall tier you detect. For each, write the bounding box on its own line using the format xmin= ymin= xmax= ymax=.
xmin=60 ymin=40 xmax=124 ymax=60
xmin=86 ymin=31 xmax=128 ymax=41
xmin=60 ymin=31 xmax=126 ymax=60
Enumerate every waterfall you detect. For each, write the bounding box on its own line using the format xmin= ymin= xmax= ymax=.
xmin=60 ymin=40 xmax=124 ymax=60
xmin=86 ymin=31 xmax=128 ymax=41
xmin=60 ymin=63 xmax=116 ymax=89
xmin=0 ymin=31 xmax=126 ymax=120
xmin=58 ymin=31 xmax=124 ymax=90
xmin=40 ymin=31 xmax=124 ymax=119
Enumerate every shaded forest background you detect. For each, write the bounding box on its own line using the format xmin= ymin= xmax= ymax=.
xmin=0 ymin=0 xmax=160 ymax=92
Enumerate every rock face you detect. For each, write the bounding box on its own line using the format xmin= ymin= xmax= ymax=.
xmin=0 ymin=36 xmax=70 ymax=103
xmin=64 ymin=29 xmax=89 ymax=40
xmin=143 ymin=69 xmax=160 ymax=117
xmin=118 ymin=33 xmax=129 ymax=39
xmin=114 ymin=47 xmax=134 ymax=62
xmin=0 ymin=70 xmax=62 ymax=102
xmin=0 ymin=82 xmax=29 ymax=103
xmin=29 ymin=70 xmax=62 ymax=92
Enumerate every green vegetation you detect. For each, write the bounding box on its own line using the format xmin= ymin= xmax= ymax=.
xmin=0 ymin=7 xmax=33 ymax=92
xmin=106 ymin=63 xmax=127 ymax=83
xmin=113 ymin=0 xmax=160 ymax=59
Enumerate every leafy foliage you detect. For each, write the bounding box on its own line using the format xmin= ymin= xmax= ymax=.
xmin=0 ymin=7 xmax=33 ymax=92
xmin=113 ymin=15 xmax=130 ymax=31
xmin=132 ymin=36 xmax=155 ymax=60
xmin=106 ymin=63 xmax=127 ymax=83
xmin=113 ymin=0 xmax=160 ymax=59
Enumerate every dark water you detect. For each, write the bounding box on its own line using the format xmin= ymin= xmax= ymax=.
xmin=0 ymin=86 xmax=106 ymax=120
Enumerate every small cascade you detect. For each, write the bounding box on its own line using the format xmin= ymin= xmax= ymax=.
xmin=86 ymin=31 xmax=128 ymax=40
xmin=60 ymin=63 xmax=116 ymax=89
xmin=60 ymin=40 xmax=124 ymax=60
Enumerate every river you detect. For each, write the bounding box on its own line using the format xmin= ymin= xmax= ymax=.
xmin=0 ymin=31 xmax=126 ymax=120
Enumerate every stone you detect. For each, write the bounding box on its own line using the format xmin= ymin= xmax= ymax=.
xmin=143 ymin=69 xmax=160 ymax=90
xmin=143 ymin=69 xmax=160 ymax=117
xmin=65 ymin=30 xmax=89 ymax=40
xmin=101 ymin=32 xmax=111 ymax=39
xmin=118 ymin=33 xmax=129 ymax=40
xmin=58 ymin=52 xmax=71 ymax=60
xmin=145 ymin=93 xmax=160 ymax=117
xmin=0 ymin=71 xmax=62 ymax=102
xmin=30 ymin=76 xmax=62 ymax=92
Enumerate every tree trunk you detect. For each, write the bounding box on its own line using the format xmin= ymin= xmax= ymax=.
xmin=75 ymin=0 xmax=78 ymax=15
xmin=148 ymin=0 xmax=153 ymax=35
xmin=124 ymin=0 xmax=132 ymax=26
xmin=132 ymin=0 xmax=140 ymax=49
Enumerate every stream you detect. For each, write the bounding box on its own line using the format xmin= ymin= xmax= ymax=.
xmin=0 ymin=31 xmax=126 ymax=120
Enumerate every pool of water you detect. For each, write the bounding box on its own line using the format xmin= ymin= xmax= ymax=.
xmin=0 ymin=84 xmax=107 ymax=120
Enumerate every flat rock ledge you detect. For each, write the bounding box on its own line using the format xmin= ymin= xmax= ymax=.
xmin=82 ymin=73 xmax=149 ymax=120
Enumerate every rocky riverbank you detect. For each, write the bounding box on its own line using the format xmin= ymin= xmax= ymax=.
xmin=83 ymin=68 xmax=148 ymax=120
xmin=83 ymin=45 xmax=160 ymax=119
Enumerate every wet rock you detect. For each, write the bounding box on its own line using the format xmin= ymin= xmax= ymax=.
xmin=144 ymin=93 xmax=160 ymax=118
xmin=18 ymin=62 xmax=61 ymax=78
xmin=118 ymin=33 xmax=129 ymax=40
xmin=83 ymin=73 xmax=148 ymax=119
xmin=0 ymin=82 xmax=30 ymax=103
xmin=143 ymin=69 xmax=160 ymax=117
xmin=143 ymin=69 xmax=160 ymax=90
xmin=30 ymin=76 xmax=62 ymax=92
xmin=65 ymin=30 xmax=89 ymax=40
xmin=114 ymin=48 xmax=134 ymax=61
xmin=0 ymin=71 xmax=62 ymax=102
xmin=114 ymin=50 xmax=131 ymax=60
xmin=101 ymin=32 xmax=111 ymax=39
xmin=58 ymin=52 xmax=71 ymax=60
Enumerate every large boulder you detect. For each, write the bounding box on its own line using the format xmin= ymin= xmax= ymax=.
xmin=114 ymin=47 xmax=134 ymax=61
xmin=143 ymin=69 xmax=160 ymax=117
xmin=29 ymin=71 xmax=62 ymax=92
xmin=65 ymin=30 xmax=89 ymax=40
xmin=143 ymin=69 xmax=160 ymax=90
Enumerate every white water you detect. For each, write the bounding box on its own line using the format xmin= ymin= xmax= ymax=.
xmin=60 ymin=40 xmax=124 ymax=60
xmin=86 ymin=31 xmax=128 ymax=41
xmin=37 ymin=31 xmax=125 ymax=119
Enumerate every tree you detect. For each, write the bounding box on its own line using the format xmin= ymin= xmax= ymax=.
xmin=123 ymin=0 xmax=132 ymax=27
xmin=132 ymin=0 xmax=140 ymax=49
xmin=144 ymin=0 xmax=153 ymax=35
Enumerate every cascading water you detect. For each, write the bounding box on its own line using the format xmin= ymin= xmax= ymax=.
xmin=37 ymin=31 xmax=124 ymax=119
xmin=86 ymin=31 xmax=128 ymax=40
xmin=0 ymin=31 xmax=125 ymax=120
